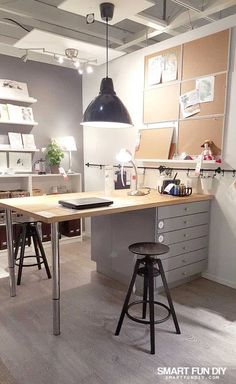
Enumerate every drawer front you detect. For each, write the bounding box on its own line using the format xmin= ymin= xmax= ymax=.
xmin=156 ymin=260 xmax=207 ymax=287
xmin=161 ymin=248 xmax=207 ymax=272
xmin=157 ymin=212 xmax=209 ymax=233
xmin=156 ymin=224 xmax=208 ymax=245
xmin=161 ymin=237 xmax=208 ymax=259
xmin=158 ymin=200 xmax=210 ymax=219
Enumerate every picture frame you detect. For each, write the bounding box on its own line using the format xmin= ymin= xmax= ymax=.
xmin=8 ymin=132 xmax=23 ymax=149
xmin=9 ymin=152 xmax=32 ymax=172
xmin=0 ymin=104 xmax=9 ymax=121
xmin=20 ymin=107 xmax=34 ymax=123
xmin=7 ymin=105 xmax=34 ymax=123
xmin=0 ymin=152 xmax=7 ymax=170
xmin=22 ymin=134 xmax=36 ymax=149
xmin=0 ymin=79 xmax=29 ymax=98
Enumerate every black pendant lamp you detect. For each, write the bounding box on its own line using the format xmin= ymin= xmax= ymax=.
xmin=81 ymin=2 xmax=133 ymax=128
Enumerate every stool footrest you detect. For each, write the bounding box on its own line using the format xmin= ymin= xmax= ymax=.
xmin=15 ymin=255 xmax=45 ymax=267
xmin=126 ymin=300 xmax=171 ymax=325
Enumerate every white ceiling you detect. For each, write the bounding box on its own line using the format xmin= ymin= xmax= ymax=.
xmin=14 ymin=29 xmax=125 ymax=65
xmin=0 ymin=0 xmax=235 ymax=68
xmin=58 ymin=0 xmax=154 ymax=25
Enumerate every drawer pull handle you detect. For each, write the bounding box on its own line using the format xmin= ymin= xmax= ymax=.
xmin=183 ymin=233 xmax=186 ymax=237
xmin=183 ymin=220 xmax=187 ymax=224
xmin=182 ymin=272 xmax=187 ymax=276
xmin=158 ymin=220 xmax=164 ymax=229
xmin=184 ymin=207 xmax=188 ymax=211
xmin=158 ymin=235 xmax=164 ymax=243
xmin=182 ymin=259 xmax=186 ymax=263
xmin=182 ymin=246 xmax=186 ymax=250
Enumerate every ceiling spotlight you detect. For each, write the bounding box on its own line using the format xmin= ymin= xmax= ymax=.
xmin=65 ymin=48 xmax=79 ymax=60
xmin=73 ymin=60 xmax=80 ymax=68
xmin=78 ymin=68 xmax=83 ymax=75
xmin=86 ymin=64 xmax=93 ymax=74
xmin=55 ymin=55 xmax=64 ymax=64
xmin=86 ymin=13 xmax=95 ymax=24
xmin=21 ymin=50 xmax=28 ymax=63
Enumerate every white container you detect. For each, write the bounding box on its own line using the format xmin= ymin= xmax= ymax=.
xmin=201 ymin=176 xmax=213 ymax=194
xmin=187 ymin=175 xmax=199 ymax=193
xmin=104 ymin=165 xmax=114 ymax=194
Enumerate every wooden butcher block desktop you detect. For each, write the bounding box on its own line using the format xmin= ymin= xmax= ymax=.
xmin=0 ymin=189 xmax=213 ymax=336
xmin=0 ymin=189 xmax=212 ymax=224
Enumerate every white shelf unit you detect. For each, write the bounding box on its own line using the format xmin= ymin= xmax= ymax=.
xmin=0 ymin=91 xmax=38 ymax=126
xmin=0 ymin=120 xmax=38 ymax=126
xmin=0 ymin=148 xmax=39 ymax=152
xmin=136 ymin=159 xmax=218 ymax=167
xmin=0 ymin=173 xmax=83 ymax=247
xmin=0 ymin=173 xmax=82 ymax=196
xmin=0 ymin=96 xmax=37 ymax=104
xmin=31 ymin=173 xmax=82 ymax=196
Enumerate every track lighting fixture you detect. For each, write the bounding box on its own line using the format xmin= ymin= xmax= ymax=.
xmin=73 ymin=60 xmax=80 ymax=68
xmin=55 ymin=55 xmax=64 ymax=64
xmin=21 ymin=50 xmax=29 ymax=63
xmin=86 ymin=64 xmax=93 ymax=74
xmin=19 ymin=47 xmax=94 ymax=75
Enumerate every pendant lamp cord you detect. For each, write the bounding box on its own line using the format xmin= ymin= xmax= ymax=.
xmin=106 ymin=17 xmax=109 ymax=78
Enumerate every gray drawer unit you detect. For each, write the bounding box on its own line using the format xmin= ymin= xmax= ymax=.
xmin=161 ymin=248 xmax=207 ymax=272
xmin=160 ymin=236 xmax=208 ymax=259
xmin=158 ymin=200 xmax=210 ymax=219
xmin=155 ymin=201 xmax=210 ymax=288
xmin=156 ymin=260 xmax=208 ymax=287
xmin=91 ymin=200 xmax=211 ymax=291
xmin=156 ymin=224 xmax=209 ymax=245
xmin=157 ymin=212 xmax=209 ymax=233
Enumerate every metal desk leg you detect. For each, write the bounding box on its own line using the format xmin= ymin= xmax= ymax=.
xmin=51 ymin=222 xmax=60 ymax=335
xmin=5 ymin=209 xmax=16 ymax=297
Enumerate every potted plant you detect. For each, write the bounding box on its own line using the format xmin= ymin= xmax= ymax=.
xmin=45 ymin=140 xmax=64 ymax=174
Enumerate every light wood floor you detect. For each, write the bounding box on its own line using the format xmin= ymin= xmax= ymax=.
xmin=0 ymin=238 xmax=235 ymax=384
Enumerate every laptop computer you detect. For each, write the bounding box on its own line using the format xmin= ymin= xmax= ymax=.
xmin=58 ymin=197 xmax=113 ymax=210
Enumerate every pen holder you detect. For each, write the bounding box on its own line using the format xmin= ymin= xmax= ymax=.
xmin=158 ymin=186 xmax=192 ymax=197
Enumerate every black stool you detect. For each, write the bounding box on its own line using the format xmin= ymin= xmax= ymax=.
xmin=115 ymin=242 xmax=181 ymax=354
xmin=14 ymin=217 xmax=51 ymax=285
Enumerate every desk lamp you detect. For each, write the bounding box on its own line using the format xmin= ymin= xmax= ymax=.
xmin=116 ymin=149 xmax=145 ymax=196
xmin=57 ymin=136 xmax=77 ymax=174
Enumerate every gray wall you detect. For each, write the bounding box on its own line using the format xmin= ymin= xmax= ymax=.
xmin=0 ymin=54 xmax=83 ymax=176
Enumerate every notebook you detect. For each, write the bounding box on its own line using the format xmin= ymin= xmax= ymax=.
xmin=58 ymin=197 xmax=113 ymax=210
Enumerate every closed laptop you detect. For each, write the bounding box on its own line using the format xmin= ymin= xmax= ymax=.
xmin=58 ymin=197 xmax=113 ymax=210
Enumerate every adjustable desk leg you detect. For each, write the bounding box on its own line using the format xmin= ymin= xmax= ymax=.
xmin=5 ymin=209 xmax=16 ymax=297
xmin=51 ymin=222 xmax=60 ymax=335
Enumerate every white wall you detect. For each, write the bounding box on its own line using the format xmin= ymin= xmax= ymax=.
xmin=83 ymin=14 xmax=236 ymax=288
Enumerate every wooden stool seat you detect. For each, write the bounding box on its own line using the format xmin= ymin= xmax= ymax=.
xmin=129 ymin=241 xmax=169 ymax=256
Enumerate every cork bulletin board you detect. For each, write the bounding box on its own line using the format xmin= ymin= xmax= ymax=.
xmin=135 ymin=127 xmax=174 ymax=160
xmin=143 ymin=29 xmax=230 ymax=157
xmin=178 ymin=118 xmax=223 ymax=156
xmin=143 ymin=84 xmax=179 ymax=123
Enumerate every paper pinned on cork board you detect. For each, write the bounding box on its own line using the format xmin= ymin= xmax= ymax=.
xmin=147 ymin=55 xmax=164 ymax=86
xmin=162 ymin=52 xmax=178 ymax=83
xmin=196 ymin=76 xmax=215 ymax=103
xmin=179 ymin=89 xmax=200 ymax=118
